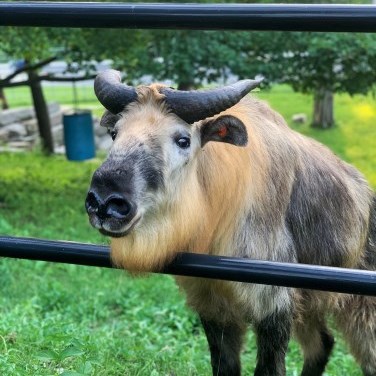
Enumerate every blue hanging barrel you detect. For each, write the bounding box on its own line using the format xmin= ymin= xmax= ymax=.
xmin=63 ymin=111 xmax=95 ymax=161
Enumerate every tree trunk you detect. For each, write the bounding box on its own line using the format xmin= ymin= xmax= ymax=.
xmin=28 ymin=70 xmax=54 ymax=154
xmin=312 ymin=89 xmax=334 ymax=129
xmin=0 ymin=88 xmax=9 ymax=110
xmin=177 ymin=81 xmax=195 ymax=91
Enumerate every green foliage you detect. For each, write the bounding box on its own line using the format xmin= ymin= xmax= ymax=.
xmin=257 ymin=85 xmax=376 ymax=185
xmin=0 ymin=27 xmax=85 ymax=65
xmin=1 ymin=0 xmax=375 ymax=98
xmin=271 ymin=33 xmax=376 ymax=95
xmin=3 ymin=0 xmax=374 ymax=133
xmin=0 ymin=152 xmax=103 ymax=241
xmin=132 ymin=30 xmax=241 ymax=88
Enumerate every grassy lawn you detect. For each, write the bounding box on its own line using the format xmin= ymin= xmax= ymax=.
xmin=4 ymin=84 xmax=102 ymax=117
xmin=0 ymin=85 xmax=375 ymax=375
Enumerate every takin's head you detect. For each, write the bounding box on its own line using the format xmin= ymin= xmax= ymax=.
xmin=85 ymin=70 xmax=261 ymax=270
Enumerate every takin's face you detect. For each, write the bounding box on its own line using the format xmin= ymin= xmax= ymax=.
xmin=85 ymin=70 xmax=260 ymax=239
xmin=86 ymin=104 xmax=200 ymax=238
xmin=85 ymin=103 xmax=249 ymax=238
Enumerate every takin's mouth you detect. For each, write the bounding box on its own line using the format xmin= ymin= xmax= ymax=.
xmin=98 ymin=215 xmax=141 ymax=238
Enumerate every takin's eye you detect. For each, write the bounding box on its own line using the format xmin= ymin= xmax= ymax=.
xmin=175 ymin=137 xmax=190 ymax=149
xmin=108 ymin=129 xmax=118 ymax=141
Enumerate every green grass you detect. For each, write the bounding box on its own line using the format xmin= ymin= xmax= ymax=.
xmin=4 ymin=84 xmax=98 ymax=109
xmin=4 ymin=84 xmax=103 ymax=118
xmin=0 ymin=85 xmax=375 ymax=375
xmin=257 ymin=85 xmax=376 ymax=187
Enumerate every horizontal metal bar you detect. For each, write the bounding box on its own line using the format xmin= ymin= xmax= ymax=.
xmin=0 ymin=236 xmax=112 ymax=268
xmin=1 ymin=236 xmax=376 ymax=296
xmin=0 ymin=3 xmax=376 ymax=32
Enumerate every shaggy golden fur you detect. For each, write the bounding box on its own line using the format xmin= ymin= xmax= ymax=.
xmin=89 ymin=87 xmax=375 ymax=375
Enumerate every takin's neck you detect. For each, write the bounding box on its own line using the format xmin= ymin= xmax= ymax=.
xmin=111 ymin=105 xmax=296 ymax=272
xmin=110 ymin=163 xmax=210 ymax=272
xmin=110 ymin=146 xmax=254 ymax=272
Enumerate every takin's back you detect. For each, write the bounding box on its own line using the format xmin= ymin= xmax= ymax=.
xmin=197 ymin=96 xmax=374 ymax=268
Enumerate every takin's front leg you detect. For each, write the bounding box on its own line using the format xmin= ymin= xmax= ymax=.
xmin=200 ymin=317 xmax=246 ymax=376
xmin=253 ymin=310 xmax=292 ymax=376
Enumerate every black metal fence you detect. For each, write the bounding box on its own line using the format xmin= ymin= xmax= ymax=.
xmin=1 ymin=3 xmax=376 ymax=32
xmin=1 ymin=236 xmax=376 ymax=296
xmin=0 ymin=2 xmax=375 ymax=297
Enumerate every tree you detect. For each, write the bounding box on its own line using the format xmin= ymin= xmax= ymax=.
xmin=75 ymin=0 xmax=292 ymax=89
xmin=2 ymin=0 xmax=374 ymax=135
xmin=220 ymin=30 xmax=376 ymax=129
xmin=0 ymin=27 xmax=92 ymax=153
xmin=223 ymin=0 xmax=374 ymax=128
xmin=128 ymin=30 xmax=243 ymax=89
xmin=0 ymin=89 xmax=9 ymax=110
xmin=275 ymin=32 xmax=376 ymax=128
xmin=104 ymin=0 xmax=375 ymax=130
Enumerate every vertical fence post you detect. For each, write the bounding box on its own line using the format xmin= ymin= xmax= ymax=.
xmin=28 ymin=71 xmax=54 ymax=154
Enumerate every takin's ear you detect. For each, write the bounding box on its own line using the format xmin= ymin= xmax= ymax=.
xmin=200 ymin=115 xmax=248 ymax=147
xmin=100 ymin=110 xmax=121 ymax=129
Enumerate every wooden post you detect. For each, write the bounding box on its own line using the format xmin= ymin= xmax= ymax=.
xmin=28 ymin=70 xmax=54 ymax=154
xmin=0 ymin=88 xmax=9 ymax=109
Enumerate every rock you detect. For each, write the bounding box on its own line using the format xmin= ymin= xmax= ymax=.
xmin=0 ymin=102 xmax=67 ymax=152
xmin=7 ymin=141 xmax=33 ymax=150
xmin=55 ymin=145 xmax=66 ymax=155
xmin=94 ymin=123 xmax=108 ymax=137
xmin=98 ymin=136 xmax=112 ymax=151
xmin=0 ymin=103 xmax=59 ymax=127
xmin=52 ymin=124 xmax=64 ymax=146
xmin=0 ymin=107 xmax=34 ymax=126
xmin=4 ymin=123 xmax=27 ymax=139
xmin=0 ymin=146 xmax=25 ymax=153
xmin=95 ymin=136 xmax=101 ymax=148
xmin=21 ymin=135 xmax=38 ymax=143
xmin=0 ymin=127 xmax=10 ymax=141
xmin=23 ymin=118 xmax=38 ymax=134
xmin=292 ymin=113 xmax=307 ymax=124
xmin=47 ymin=102 xmax=60 ymax=115
xmin=50 ymin=111 xmax=63 ymax=127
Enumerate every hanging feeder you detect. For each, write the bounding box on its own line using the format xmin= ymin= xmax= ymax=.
xmin=63 ymin=80 xmax=95 ymax=161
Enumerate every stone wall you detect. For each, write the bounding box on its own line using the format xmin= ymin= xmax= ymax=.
xmin=0 ymin=104 xmax=111 ymax=153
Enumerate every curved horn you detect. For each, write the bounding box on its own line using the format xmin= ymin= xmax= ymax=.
xmin=94 ymin=69 xmax=137 ymax=114
xmin=160 ymin=79 xmax=263 ymax=124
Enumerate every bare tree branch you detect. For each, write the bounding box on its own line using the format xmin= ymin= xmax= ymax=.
xmin=40 ymin=74 xmax=96 ymax=82
xmin=0 ymin=74 xmax=96 ymax=88
xmin=0 ymin=80 xmax=30 ymax=89
xmin=1 ymin=56 xmax=57 ymax=84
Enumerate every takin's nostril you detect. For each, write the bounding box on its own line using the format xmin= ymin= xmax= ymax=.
xmin=104 ymin=197 xmax=132 ymax=219
xmin=85 ymin=191 xmax=100 ymax=213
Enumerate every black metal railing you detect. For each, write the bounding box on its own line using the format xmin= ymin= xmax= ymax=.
xmin=0 ymin=2 xmax=376 ymax=297
xmin=1 ymin=236 xmax=376 ymax=296
xmin=0 ymin=3 xmax=376 ymax=32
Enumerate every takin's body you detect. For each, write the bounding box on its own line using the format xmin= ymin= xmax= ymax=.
xmin=87 ymin=71 xmax=376 ymax=376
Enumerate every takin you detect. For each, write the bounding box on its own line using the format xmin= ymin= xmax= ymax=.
xmin=86 ymin=69 xmax=376 ymax=376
